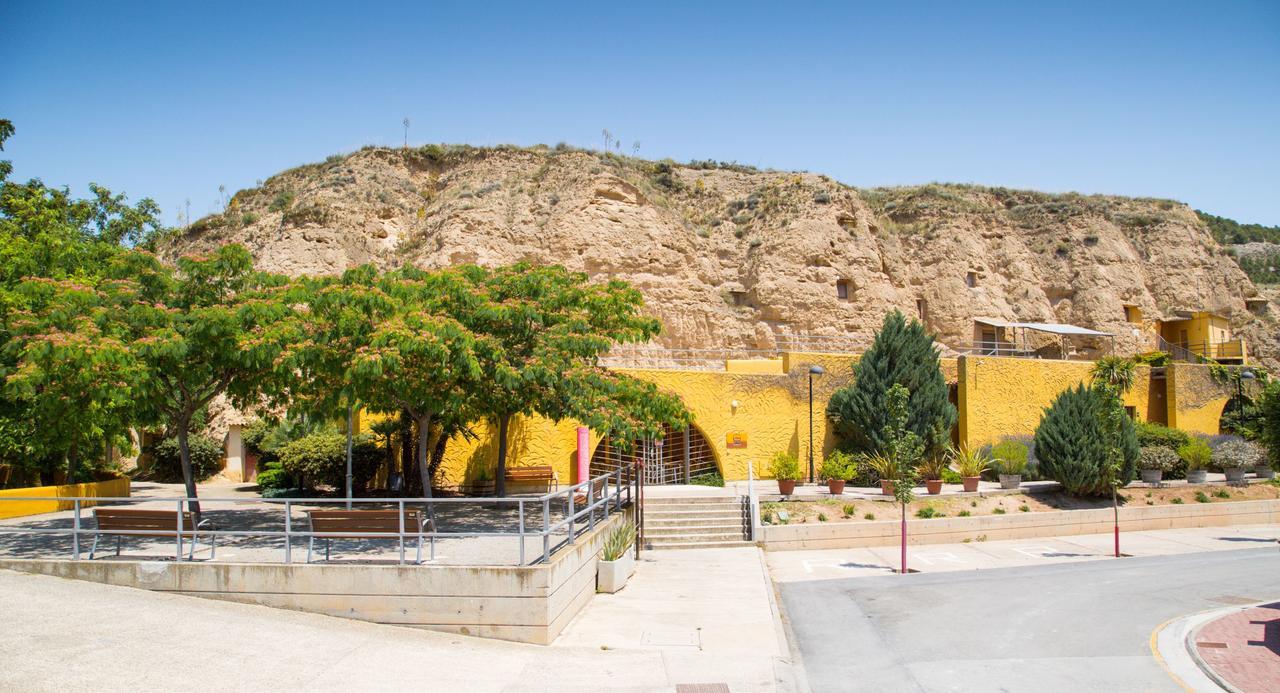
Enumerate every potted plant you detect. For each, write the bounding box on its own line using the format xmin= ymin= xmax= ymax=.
xmin=949 ymin=445 xmax=991 ymax=492
xmin=1255 ymin=460 xmax=1277 ymax=480
xmin=819 ymin=451 xmax=854 ymax=495
xmin=866 ymin=453 xmax=899 ymax=495
xmin=770 ymin=452 xmax=802 ymax=495
xmin=917 ymin=455 xmax=946 ymax=495
xmin=1178 ymin=438 xmax=1212 ymax=484
xmin=1138 ymin=446 xmax=1178 ymax=485
xmin=597 ymin=517 xmax=636 ymax=593
xmin=991 ymin=440 xmax=1029 ymax=490
xmin=1212 ymin=439 xmax=1263 ymax=484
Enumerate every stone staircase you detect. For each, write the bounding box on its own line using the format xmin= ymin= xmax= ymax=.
xmin=641 ymin=495 xmax=753 ymax=550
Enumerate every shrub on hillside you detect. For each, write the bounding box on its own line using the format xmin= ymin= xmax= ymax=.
xmin=1033 ymin=385 xmax=1138 ymax=496
xmin=826 ymin=310 xmax=956 ymax=457
xmin=148 ymin=436 xmax=224 ymax=483
xmin=277 ymin=432 xmax=382 ymax=491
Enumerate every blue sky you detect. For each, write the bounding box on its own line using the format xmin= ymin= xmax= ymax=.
xmin=3 ymin=1 xmax=1279 ymax=225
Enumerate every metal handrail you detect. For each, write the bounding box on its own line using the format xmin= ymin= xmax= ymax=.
xmin=0 ymin=468 xmax=630 ymax=567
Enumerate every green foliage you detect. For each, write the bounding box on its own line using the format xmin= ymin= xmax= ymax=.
xmin=1178 ymin=439 xmax=1213 ymax=471
xmin=1259 ymin=381 xmax=1280 ymax=470
xmin=1196 ymin=210 xmax=1280 ymax=245
xmin=689 ymin=472 xmax=724 ymax=487
xmin=826 ymin=311 xmax=956 ymax=457
xmin=276 ymin=431 xmax=382 ymax=490
xmin=841 ymin=503 xmax=856 ymax=517
xmin=949 ymin=445 xmax=993 ymax=477
xmin=600 ymin=516 xmax=636 ymax=561
xmin=1234 ymin=251 xmax=1280 ymax=284
xmin=1135 ymin=421 xmax=1191 ymax=451
xmin=1131 ymin=352 xmax=1171 ymax=367
xmin=1033 ymin=384 xmax=1138 ymax=496
xmin=863 ymin=512 xmax=875 ymax=520
xmin=818 ymin=450 xmax=855 ymax=481
xmin=992 ymin=507 xmax=1006 ymax=514
xmin=1171 ymin=497 xmax=1184 ymax=504
xmin=1194 ymin=491 xmax=1210 ymax=503
xmin=1211 ymin=439 xmax=1264 ymax=470
xmin=148 ymin=436 xmax=223 ymax=482
xmin=268 ymin=190 xmax=295 ymax=212
xmin=915 ymin=505 xmax=940 ymax=519
xmin=769 ymin=452 xmax=801 ymax=481
xmin=1214 ymin=488 xmax=1231 ymax=499
xmin=990 ymin=440 xmax=1029 ymax=475
xmin=1138 ymin=446 xmax=1180 ymax=473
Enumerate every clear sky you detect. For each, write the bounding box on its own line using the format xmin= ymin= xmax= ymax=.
xmin=3 ymin=1 xmax=1279 ymax=225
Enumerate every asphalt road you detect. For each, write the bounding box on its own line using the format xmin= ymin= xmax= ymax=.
xmin=778 ymin=546 xmax=1280 ymax=692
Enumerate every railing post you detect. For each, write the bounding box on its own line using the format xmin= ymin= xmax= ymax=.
xmin=542 ymin=497 xmax=550 ymax=563
xmin=398 ymin=500 xmax=406 ymax=566
xmin=284 ymin=501 xmax=292 ymax=564
xmin=615 ymin=468 xmax=623 ymax=512
xmin=518 ymin=500 xmax=526 ymax=565
xmin=72 ymin=499 xmax=81 ymax=561
xmin=175 ymin=499 xmax=184 ymax=562
xmin=567 ymin=488 xmax=576 ymax=545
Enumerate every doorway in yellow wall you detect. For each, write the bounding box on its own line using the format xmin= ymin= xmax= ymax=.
xmin=590 ymin=423 xmax=719 ymax=484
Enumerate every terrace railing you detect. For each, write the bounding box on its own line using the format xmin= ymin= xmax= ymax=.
xmin=0 ymin=468 xmax=631 ymax=567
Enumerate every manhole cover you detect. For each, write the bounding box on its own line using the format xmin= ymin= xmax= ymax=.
xmin=1197 ymin=642 xmax=1228 ymax=649
xmin=641 ymin=629 xmax=701 ymax=647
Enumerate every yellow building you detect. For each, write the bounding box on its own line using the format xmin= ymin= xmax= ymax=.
xmin=357 ymin=348 xmax=1250 ymax=488
xmin=1156 ymin=311 xmax=1246 ymax=363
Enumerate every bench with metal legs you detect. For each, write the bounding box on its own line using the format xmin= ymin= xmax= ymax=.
xmin=305 ymin=509 xmax=434 ymax=565
xmin=89 ymin=508 xmax=215 ymax=561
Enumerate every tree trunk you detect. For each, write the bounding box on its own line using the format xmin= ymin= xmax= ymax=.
xmin=399 ymin=410 xmax=413 ymax=494
xmin=177 ymin=423 xmax=201 ymax=515
xmin=429 ymin=430 xmax=448 ymax=484
xmin=416 ymin=413 xmax=433 ymax=499
xmin=495 ymin=414 xmax=511 ymax=497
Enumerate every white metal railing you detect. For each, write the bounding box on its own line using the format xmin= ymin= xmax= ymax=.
xmin=0 ymin=468 xmax=631 ymax=567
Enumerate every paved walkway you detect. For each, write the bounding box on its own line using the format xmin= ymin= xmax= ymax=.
xmin=0 ymin=545 xmax=794 ymax=692
xmin=1193 ymin=601 xmax=1280 ymax=692
xmin=765 ymin=523 xmax=1280 ymax=582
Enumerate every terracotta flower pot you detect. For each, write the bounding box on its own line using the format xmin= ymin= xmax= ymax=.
xmin=925 ymin=479 xmax=942 ymax=495
xmin=778 ymin=479 xmax=797 ymax=495
xmin=827 ymin=479 xmax=846 ymax=495
xmin=880 ymin=479 xmax=895 ymax=495
xmin=961 ymin=476 xmax=980 ymax=492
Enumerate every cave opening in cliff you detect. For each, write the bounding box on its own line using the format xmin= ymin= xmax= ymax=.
xmin=589 ymin=423 xmax=719 ymax=485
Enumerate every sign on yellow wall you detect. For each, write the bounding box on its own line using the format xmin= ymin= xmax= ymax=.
xmin=726 ymin=432 xmax=748 ymax=449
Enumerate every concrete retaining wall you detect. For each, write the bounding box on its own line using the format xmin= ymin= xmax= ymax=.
xmin=0 ymin=513 xmax=624 ymax=645
xmin=0 ymin=477 xmax=131 ymax=520
xmin=761 ymin=499 xmax=1280 ymax=551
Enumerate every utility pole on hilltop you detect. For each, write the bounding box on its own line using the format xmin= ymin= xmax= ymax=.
xmin=403 ymin=118 xmax=410 ymax=149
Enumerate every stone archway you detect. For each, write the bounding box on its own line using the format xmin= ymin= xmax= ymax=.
xmin=589 ymin=423 xmax=719 ymax=485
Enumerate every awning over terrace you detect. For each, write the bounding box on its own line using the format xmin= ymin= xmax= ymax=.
xmin=971 ymin=318 xmax=1114 ymax=359
xmin=974 ymin=318 xmax=1112 ymax=338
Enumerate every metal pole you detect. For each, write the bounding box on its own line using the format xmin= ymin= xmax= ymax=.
xmin=808 ymin=372 xmax=815 ymax=484
xmin=683 ymin=426 xmax=691 ymax=484
xmin=284 ymin=501 xmax=292 ymax=563
xmin=518 ymin=500 xmax=525 ymax=565
xmin=542 ymin=498 xmax=550 ymax=563
xmin=176 ymin=499 xmax=184 ymax=562
xmin=72 ymin=499 xmax=81 ymax=560
xmin=567 ymin=487 xmax=576 ymax=545
xmin=398 ymin=500 xmax=405 ymax=565
xmin=346 ymin=404 xmax=354 ymax=510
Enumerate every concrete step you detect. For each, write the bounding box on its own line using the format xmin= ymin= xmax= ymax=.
xmin=646 ymin=516 xmax=746 ymax=529
xmin=643 ymin=497 xmax=743 ymax=507
xmin=644 ymin=508 xmax=745 ymax=518
xmin=643 ymin=539 xmax=755 ymax=550
xmin=644 ymin=530 xmax=747 ymax=544
xmin=644 ymin=524 xmax=746 ymax=537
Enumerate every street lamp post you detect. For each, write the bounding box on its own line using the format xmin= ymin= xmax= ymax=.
xmin=1237 ymin=368 xmax=1257 ymax=420
xmin=808 ymin=365 xmax=825 ymax=484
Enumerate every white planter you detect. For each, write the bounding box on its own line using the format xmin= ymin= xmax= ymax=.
xmin=998 ymin=474 xmax=1021 ymax=490
xmin=597 ymin=552 xmax=635 ymax=593
xmin=1186 ymin=469 xmax=1208 ymax=484
xmin=1224 ymin=467 xmax=1247 ymax=483
xmin=1140 ymin=469 xmax=1163 ymax=485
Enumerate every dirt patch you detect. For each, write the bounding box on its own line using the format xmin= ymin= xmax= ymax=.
xmin=760 ymin=481 xmax=1280 ymax=525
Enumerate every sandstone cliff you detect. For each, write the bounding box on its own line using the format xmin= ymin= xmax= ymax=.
xmin=161 ymin=145 xmax=1277 ymax=368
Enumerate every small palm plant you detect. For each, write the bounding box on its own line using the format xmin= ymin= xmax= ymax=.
xmin=949 ymin=445 xmax=992 ymax=491
xmin=600 ymin=517 xmax=636 ymax=562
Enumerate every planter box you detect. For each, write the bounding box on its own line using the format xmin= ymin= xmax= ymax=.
xmin=1223 ymin=467 xmax=1247 ymax=483
xmin=597 ymin=552 xmax=635 ymax=594
xmin=998 ymin=474 xmax=1021 ymax=490
xmin=1140 ymin=469 xmax=1163 ymax=485
xmin=1186 ymin=469 xmax=1208 ymax=484
xmin=1255 ymin=467 xmax=1276 ymax=480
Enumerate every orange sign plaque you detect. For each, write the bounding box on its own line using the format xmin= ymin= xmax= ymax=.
xmin=726 ymin=432 xmax=748 ymax=449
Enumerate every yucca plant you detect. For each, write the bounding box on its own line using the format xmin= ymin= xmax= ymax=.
xmin=949 ymin=445 xmax=993 ymax=478
xmin=865 ymin=452 xmax=899 ymax=481
xmin=916 ymin=454 xmax=947 ymax=481
xmin=600 ymin=517 xmax=636 ymax=561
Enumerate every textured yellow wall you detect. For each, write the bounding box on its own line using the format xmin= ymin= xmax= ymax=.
xmin=1166 ymin=363 xmax=1234 ymax=435
xmin=0 ymin=476 xmax=131 ymax=519
xmin=956 ymin=356 xmax=1154 ymax=450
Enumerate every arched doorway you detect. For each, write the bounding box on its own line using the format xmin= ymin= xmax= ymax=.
xmin=590 ymin=423 xmax=719 ymax=485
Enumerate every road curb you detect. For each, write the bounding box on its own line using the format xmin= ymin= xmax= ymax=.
xmin=1151 ymin=599 xmax=1277 ymax=692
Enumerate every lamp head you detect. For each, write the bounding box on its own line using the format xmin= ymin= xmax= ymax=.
xmin=809 ymin=365 xmax=826 ymax=375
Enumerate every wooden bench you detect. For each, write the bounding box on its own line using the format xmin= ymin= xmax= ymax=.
xmin=504 ymin=465 xmax=559 ymax=491
xmin=306 ymin=509 xmax=434 ymax=564
xmin=91 ymin=508 xmax=214 ymax=560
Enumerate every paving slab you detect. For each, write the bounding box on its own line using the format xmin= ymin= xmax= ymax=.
xmin=1192 ymin=601 xmax=1280 ymax=692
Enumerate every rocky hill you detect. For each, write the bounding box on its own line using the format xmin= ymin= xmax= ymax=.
xmin=160 ymin=144 xmax=1277 ymax=368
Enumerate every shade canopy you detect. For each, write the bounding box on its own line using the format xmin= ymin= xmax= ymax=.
xmin=974 ymin=318 xmax=1112 ymax=337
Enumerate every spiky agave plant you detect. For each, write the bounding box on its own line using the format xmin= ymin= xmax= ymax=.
xmin=600 ymin=517 xmax=636 ymax=561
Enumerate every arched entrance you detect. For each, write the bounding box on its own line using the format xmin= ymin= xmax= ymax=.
xmin=590 ymin=423 xmax=719 ymax=485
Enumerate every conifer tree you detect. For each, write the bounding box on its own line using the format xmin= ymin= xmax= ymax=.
xmin=826 ymin=310 xmax=955 ymax=456
xmin=1033 ymin=384 xmax=1138 ymax=496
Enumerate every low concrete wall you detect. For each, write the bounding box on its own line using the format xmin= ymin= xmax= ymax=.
xmin=0 ymin=477 xmax=131 ymax=520
xmin=0 ymin=512 xmax=624 ymax=645
xmin=761 ymin=499 xmax=1280 ymax=551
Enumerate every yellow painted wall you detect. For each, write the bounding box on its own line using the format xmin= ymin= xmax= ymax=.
xmin=0 ymin=476 xmax=131 ymax=520
xmin=956 ymin=356 xmax=1153 ymax=450
xmin=1165 ymin=363 xmax=1235 ymax=436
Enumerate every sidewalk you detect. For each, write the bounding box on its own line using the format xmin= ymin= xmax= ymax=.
xmin=765 ymin=522 xmax=1280 ymax=582
xmin=1192 ymin=601 xmax=1280 ymax=692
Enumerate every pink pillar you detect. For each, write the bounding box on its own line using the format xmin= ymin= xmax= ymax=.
xmin=576 ymin=426 xmax=590 ymax=484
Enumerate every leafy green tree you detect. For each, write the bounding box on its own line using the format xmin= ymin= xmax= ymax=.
xmin=130 ymin=245 xmax=297 ymax=508
xmin=1034 ymin=384 xmax=1138 ymax=496
xmin=882 ymin=384 xmax=921 ymax=574
xmin=826 ymin=310 xmax=955 ymax=456
xmin=463 ymin=263 xmax=682 ymax=495
xmin=1257 ymin=381 xmax=1280 ymax=471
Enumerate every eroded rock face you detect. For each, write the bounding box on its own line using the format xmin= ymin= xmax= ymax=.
xmin=161 ymin=146 xmax=1278 ymax=368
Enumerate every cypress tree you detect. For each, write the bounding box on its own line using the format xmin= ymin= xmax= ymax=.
xmin=826 ymin=310 xmax=956 ymax=456
xmin=1034 ymin=384 xmax=1139 ymax=496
